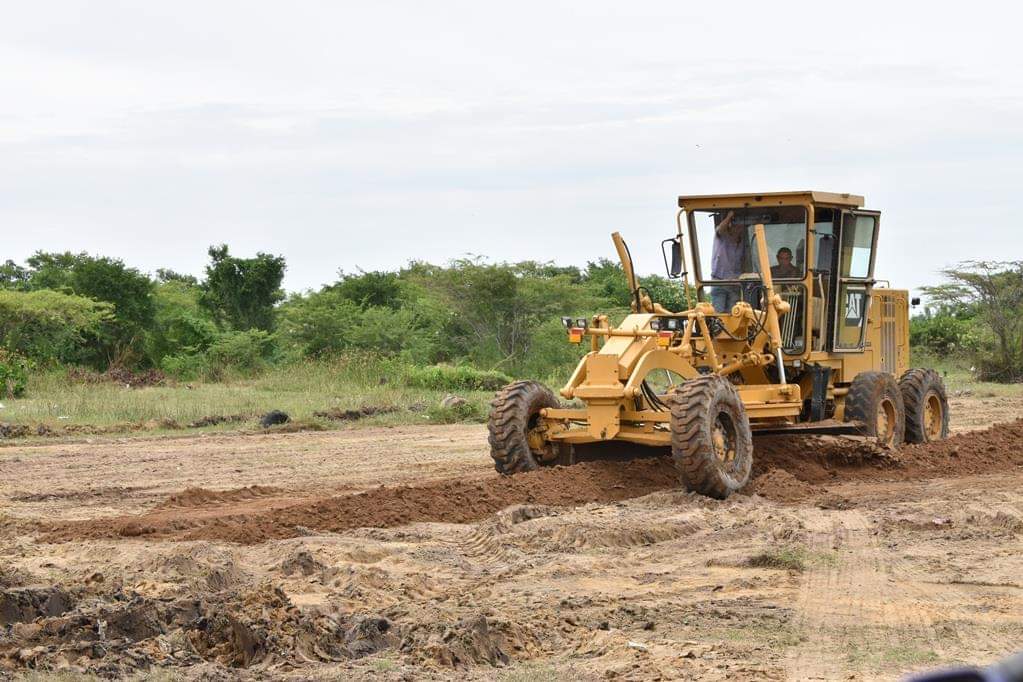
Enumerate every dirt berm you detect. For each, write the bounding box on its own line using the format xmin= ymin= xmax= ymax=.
xmin=42 ymin=419 xmax=1023 ymax=545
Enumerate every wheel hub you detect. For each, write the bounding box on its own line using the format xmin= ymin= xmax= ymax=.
xmin=924 ymin=392 xmax=943 ymax=440
xmin=712 ymin=412 xmax=737 ymax=468
xmin=876 ymin=398 xmax=896 ymax=446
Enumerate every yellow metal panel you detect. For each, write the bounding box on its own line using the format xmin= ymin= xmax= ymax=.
xmin=621 ymin=410 xmax=672 ymax=423
xmin=744 ymin=403 xmax=803 ymax=419
xmin=584 ymin=354 xmax=619 ymax=386
xmin=737 ymin=384 xmax=802 ymax=403
xmin=678 ymin=191 xmax=863 ymax=210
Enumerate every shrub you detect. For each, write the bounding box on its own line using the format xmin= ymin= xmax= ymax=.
xmin=909 ymin=312 xmax=974 ymax=357
xmin=276 ymin=291 xmax=362 ymax=358
xmin=206 ymin=330 xmax=275 ymax=375
xmin=426 ymin=400 xmax=487 ymax=423
xmin=161 ymin=330 xmax=276 ymax=380
xmin=0 ymin=350 xmax=30 ymax=398
xmin=405 ymin=364 xmax=512 ymax=392
xmin=161 ymin=352 xmax=209 ymax=380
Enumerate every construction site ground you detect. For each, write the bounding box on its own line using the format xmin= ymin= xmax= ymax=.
xmin=1 ymin=392 xmax=1021 ymax=680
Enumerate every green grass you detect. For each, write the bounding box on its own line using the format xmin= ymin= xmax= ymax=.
xmin=0 ymin=356 xmax=495 ymax=432
xmin=910 ymin=351 xmax=1023 ymax=397
xmin=858 ymin=644 xmax=940 ymax=668
xmin=499 ymin=663 xmax=568 ymax=682
xmin=745 ymin=546 xmax=839 ymax=572
xmin=371 ymin=656 xmax=399 ymax=672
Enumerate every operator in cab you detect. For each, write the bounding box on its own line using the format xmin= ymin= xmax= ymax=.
xmin=710 ymin=210 xmax=747 ymax=312
xmin=771 ymin=247 xmax=800 ymax=279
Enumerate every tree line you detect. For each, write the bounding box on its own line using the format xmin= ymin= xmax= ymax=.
xmin=0 ymin=247 xmax=1019 ymax=397
xmin=0 ymin=247 xmax=694 ymax=394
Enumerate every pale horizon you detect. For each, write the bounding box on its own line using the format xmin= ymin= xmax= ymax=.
xmin=3 ymin=2 xmax=1020 ymax=299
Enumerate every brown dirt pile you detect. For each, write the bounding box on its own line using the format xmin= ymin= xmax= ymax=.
xmin=42 ymin=419 xmax=1023 ymax=545
xmin=0 ymin=581 xmax=400 ymax=674
xmin=745 ymin=468 xmax=822 ymax=503
xmin=313 ymin=405 xmax=401 ymax=421
xmin=157 ymin=485 xmax=285 ymax=509
xmin=44 ymin=458 xmax=679 ymax=544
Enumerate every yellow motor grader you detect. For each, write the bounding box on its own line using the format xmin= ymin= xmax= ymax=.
xmin=488 ymin=191 xmax=950 ymax=498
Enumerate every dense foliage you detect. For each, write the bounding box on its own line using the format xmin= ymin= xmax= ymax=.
xmin=920 ymin=261 xmax=1023 ymax=381
xmin=0 ymin=246 xmax=1020 ymax=391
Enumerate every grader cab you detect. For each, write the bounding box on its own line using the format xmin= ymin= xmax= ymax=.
xmin=488 ymin=191 xmax=950 ymax=499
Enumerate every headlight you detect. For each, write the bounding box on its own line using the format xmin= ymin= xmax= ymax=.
xmin=575 ymin=317 xmax=588 ymax=329
xmin=650 ymin=318 xmax=661 ymax=331
xmin=561 ymin=316 xmax=573 ymax=328
xmin=666 ymin=318 xmax=679 ymax=331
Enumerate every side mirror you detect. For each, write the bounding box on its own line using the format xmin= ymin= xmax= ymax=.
xmin=662 ymin=238 xmax=684 ymax=279
xmin=911 ymin=297 xmax=921 ymax=307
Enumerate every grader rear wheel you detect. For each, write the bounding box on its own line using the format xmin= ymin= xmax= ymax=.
xmin=487 ymin=381 xmax=563 ymax=474
xmin=669 ymin=375 xmax=753 ymax=499
xmin=845 ymin=371 xmax=906 ymax=447
xmin=899 ymin=368 xmax=950 ymax=443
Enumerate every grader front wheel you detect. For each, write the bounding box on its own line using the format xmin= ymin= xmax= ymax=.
xmin=669 ymin=376 xmax=753 ymax=499
xmin=488 ymin=380 xmax=561 ymax=474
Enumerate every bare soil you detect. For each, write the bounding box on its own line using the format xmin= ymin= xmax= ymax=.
xmin=0 ymin=395 xmax=1021 ymax=680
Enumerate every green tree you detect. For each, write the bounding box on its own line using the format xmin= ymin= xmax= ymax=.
xmin=0 ymin=289 xmax=112 ymax=363
xmin=200 ymin=245 xmax=286 ymax=331
xmin=277 ymin=290 xmax=363 ymax=358
xmin=20 ymin=252 xmax=155 ymax=366
xmin=155 ymin=268 xmax=199 ymax=286
xmin=582 ymin=258 xmax=631 ymax=307
xmin=0 ymin=260 xmax=28 ymax=289
xmin=330 ymin=270 xmax=405 ymax=309
xmin=146 ymin=279 xmax=219 ymax=366
xmin=410 ymin=259 xmax=595 ymax=372
xmin=923 ymin=261 xmax=1023 ymax=381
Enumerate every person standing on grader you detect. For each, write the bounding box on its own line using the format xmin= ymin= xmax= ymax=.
xmin=711 ymin=210 xmax=748 ymax=312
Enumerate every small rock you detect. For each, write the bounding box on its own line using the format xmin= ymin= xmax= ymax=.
xmin=440 ymin=394 xmax=467 ymax=408
xmin=627 ymin=641 xmax=648 ymax=652
xmin=259 ymin=410 xmax=290 ymax=428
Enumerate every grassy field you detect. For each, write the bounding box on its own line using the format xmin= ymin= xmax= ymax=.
xmin=910 ymin=351 xmax=1023 ymax=397
xmin=0 ymin=352 xmax=1018 ymax=439
xmin=0 ymin=356 xmax=496 ymax=432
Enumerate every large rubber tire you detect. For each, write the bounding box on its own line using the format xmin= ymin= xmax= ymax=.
xmin=487 ymin=381 xmax=560 ymax=475
xmin=899 ymin=368 xmax=950 ymax=443
xmin=669 ymin=375 xmax=753 ymax=499
xmin=844 ymin=371 xmax=905 ymax=448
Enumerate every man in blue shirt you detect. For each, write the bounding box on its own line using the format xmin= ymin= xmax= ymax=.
xmin=711 ymin=210 xmax=747 ymax=312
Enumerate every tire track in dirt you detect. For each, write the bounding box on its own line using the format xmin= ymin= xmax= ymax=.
xmin=786 ymin=484 xmax=1023 ymax=680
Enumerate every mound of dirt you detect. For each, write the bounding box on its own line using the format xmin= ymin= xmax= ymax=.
xmin=42 ymin=419 xmax=1023 ymax=546
xmin=314 ymin=406 xmax=401 ymax=421
xmin=188 ymin=414 xmax=249 ymax=428
xmin=745 ymin=468 xmax=821 ymax=503
xmin=45 ymin=458 xmax=680 ymax=545
xmin=0 ymin=581 xmax=396 ymax=674
xmin=158 ymin=485 xmax=285 ymax=509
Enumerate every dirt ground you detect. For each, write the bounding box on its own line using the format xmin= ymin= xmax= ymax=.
xmin=0 ymin=393 xmax=1021 ymax=680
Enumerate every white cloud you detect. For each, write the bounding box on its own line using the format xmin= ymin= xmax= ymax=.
xmin=0 ymin=0 xmax=1020 ymax=295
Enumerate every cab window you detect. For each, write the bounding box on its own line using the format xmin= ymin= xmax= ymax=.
xmin=690 ymin=207 xmax=807 ymax=283
xmin=834 ymin=213 xmax=878 ymax=350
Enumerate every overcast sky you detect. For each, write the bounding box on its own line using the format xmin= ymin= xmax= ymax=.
xmin=2 ymin=2 xmax=1021 ymax=297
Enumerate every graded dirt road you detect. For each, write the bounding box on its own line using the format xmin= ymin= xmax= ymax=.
xmin=0 ymin=394 xmax=1021 ymax=680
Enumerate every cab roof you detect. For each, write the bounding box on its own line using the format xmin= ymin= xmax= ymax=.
xmin=677 ymin=191 xmax=864 ymax=210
